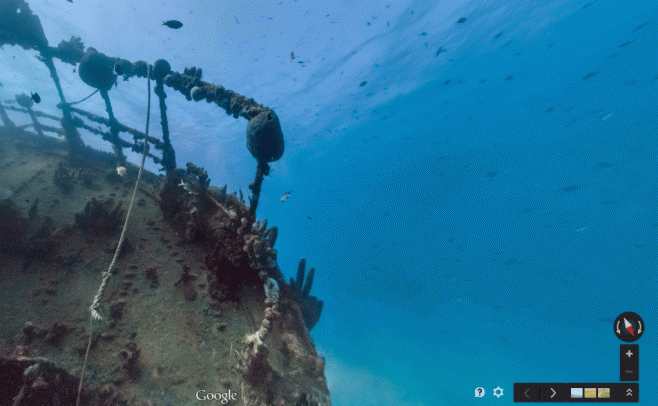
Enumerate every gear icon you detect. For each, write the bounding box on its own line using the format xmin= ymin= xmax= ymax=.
xmin=493 ymin=387 xmax=504 ymax=398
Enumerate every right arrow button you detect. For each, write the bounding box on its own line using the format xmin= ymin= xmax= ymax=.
xmin=539 ymin=384 xmax=567 ymax=401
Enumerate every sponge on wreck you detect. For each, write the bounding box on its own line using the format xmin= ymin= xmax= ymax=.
xmin=78 ymin=48 xmax=116 ymax=91
xmin=246 ymin=110 xmax=284 ymax=163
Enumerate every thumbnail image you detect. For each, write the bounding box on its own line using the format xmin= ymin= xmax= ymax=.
xmin=598 ymin=388 xmax=610 ymax=399
xmin=585 ymin=388 xmax=596 ymax=398
xmin=571 ymin=388 xmax=583 ymax=398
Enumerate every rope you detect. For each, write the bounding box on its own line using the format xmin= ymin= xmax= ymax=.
xmin=76 ymin=66 xmax=151 ymax=406
xmin=67 ymin=89 xmax=99 ymax=106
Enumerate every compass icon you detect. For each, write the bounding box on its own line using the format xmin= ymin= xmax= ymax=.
xmin=614 ymin=312 xmax=644 ymax=342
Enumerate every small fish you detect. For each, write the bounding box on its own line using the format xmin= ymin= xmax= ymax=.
xmin=233 ymin=15 xmax=241 ymax=24
xmin=30 ymin=92 xmax=40 ymax=103
xmin=561 ymin=184 xmax=581 ymax=192
xmin=597 ymin=162 xmax=613 ymax=168
xmin=178 ymin=179 xmax=197 ymax=195
xmin=487 ymin=171 xmax=498 ymax=177
xmin=162 ymin=20 xmax=183 ymax=29
xmin=581 ymin=71 xmax=598 ymax=80
xmin=290 ymin=52 xmax=296 ymax=61
xmin=280 ymin=190 xmax=292 ymax=202
xmin=601 ymin=112 xmax=613 ymax=121
xmin=503 ymin=259 xmax=518 ymax=266
xmin=574 ymin=226 xmax=589 ymax=232
xmin=435 ymin=46 xmax=445 ymax=57
xmin=307 ymin=216 xmax=312 ymax=220
xmin=359 ymin=81 xmax=367 ymax=87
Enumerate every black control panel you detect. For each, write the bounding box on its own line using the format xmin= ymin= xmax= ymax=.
xmin=514 ymin=383 xmax=638 ymax=402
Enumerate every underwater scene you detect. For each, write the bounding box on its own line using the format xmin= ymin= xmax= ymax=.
xmin=0 ymin=0 xmax=656 ymax=405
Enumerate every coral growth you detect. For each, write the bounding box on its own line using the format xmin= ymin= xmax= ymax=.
xmin=53 ymin=36 xmax=84 ymax=66
xmin=0 ymin=0 xmax=49 ymax=51
xmin=0 ymin=199 xmax=28 ymax=254
xmin=163 ymin=66 xmax=269 ymax=120
xmin=121 ymin=342 xmax=141 ymax=382
xmin=0 ymin=356 xmax=79 ymax=406
xmin=145 ymin=266 xmax=159 ymax=287
xmin=75 ymin=197 xmax=124 ymax=235
xmin=0 ymin=198 xmax=60 ymax=263
xmin=19 ymin=321 xmax=70 ymax=349
xmin=241 ymin=218 xmax=278 ymax=271
xmin=175 ymin=265 xmax=198 ymax=301
xmin=53 ymin=161 xmax=75 ymax=193
xmin=237 ymin=274 xmax=330 ymax=406
xmin=286 ymin=258 xmax=324 ymax=331
xmin=185 ymin=162 xmax=210 ymax=190
xmin=159 ymin=170 xmax=324 ymax=332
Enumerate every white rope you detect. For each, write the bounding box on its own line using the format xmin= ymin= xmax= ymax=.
xmin=76 ymin=65 xmax=152 ymax=406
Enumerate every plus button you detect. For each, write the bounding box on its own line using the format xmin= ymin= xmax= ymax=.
xmin=626 ymin=350 xmax=633 ymax=358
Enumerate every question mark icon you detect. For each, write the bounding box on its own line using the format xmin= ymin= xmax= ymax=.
xmin=475 ymin=387 xmax=485 ymax=397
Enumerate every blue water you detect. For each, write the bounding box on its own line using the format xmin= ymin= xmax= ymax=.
xmin=3 ymin=0 xmax=656 ymax=404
